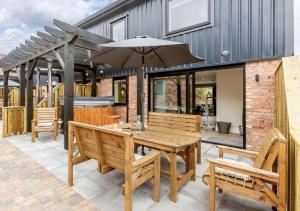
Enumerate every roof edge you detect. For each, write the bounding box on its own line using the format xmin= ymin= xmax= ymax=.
xmin=76 ymin=0 xmax=134 ymax=28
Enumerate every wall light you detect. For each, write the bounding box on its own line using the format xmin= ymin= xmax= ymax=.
xmin=255 ymin=74 xmax=260 ymax=82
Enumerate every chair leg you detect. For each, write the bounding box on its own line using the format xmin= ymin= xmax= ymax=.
xmin=197 ymin=142 xmax=201 ymax=164
xmin=125 ymin=185 xmax=132 ymax=211
xmin=68 ymin=158 xmax=73 ymax=186
xmin=209 ymin=164 xmax=216 ymax=211
xmin=152 ymin=158 xmax=160 ymax=202
xmin=32 ymin=131 xmax=35 ymax=142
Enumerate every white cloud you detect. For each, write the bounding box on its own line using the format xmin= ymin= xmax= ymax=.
xmin=0 ymin=0 xmax=115 ymax=27
xmin=0 ymin=0 xmax=116 ymax=54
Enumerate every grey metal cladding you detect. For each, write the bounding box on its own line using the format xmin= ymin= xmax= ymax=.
xmin=81 ymin=0 xmax=293 ymax=68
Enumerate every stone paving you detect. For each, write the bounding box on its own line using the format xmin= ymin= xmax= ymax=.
xmin=1 ymin=128 xmax=271 ymax=211
xmin=0 ymin=139 xmax=97 ymax=210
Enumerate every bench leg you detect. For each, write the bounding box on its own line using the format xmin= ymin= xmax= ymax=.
xmin=152 ymin=158 xmax=160 ymax=202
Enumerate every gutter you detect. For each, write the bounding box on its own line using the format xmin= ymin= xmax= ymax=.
xmin=76 ymin=0 xmax=134 ymax=28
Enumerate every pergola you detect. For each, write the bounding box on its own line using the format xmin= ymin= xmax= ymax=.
xmin=0 ymin=19 xmax=111 ymax=149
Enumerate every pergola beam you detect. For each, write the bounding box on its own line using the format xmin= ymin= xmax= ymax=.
xmin=19 ymin=64 xmax=26 ymax=106
xmin=25 ymin=40 xmax=44 ymax=50
xmin=30 ymin=36 xmax=51 ymax=47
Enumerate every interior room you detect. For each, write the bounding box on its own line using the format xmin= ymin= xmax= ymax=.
xmin=195 ymin=68 xmax=244 ymax=147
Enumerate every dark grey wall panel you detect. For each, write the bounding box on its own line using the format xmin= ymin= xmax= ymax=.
xmin=82 ymin=0 xmax=293 ymax=70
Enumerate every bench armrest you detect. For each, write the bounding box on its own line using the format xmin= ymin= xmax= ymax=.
xmin=207 ymin=157 xmax=279 ymax=183
xmin=218 ymin=145 xmax=258 ymax=160
xmin=133 ymin=151 xmax=161 ymax=171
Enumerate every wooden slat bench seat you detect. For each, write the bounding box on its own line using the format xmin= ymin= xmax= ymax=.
xmin=68 ymin=121 xmax=161 ymax=211
xmin=146 ymin=112 xmax=202 ymax=164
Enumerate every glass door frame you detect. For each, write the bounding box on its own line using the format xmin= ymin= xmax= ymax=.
xmin=148 ymin=71 xmax=195 ymax=115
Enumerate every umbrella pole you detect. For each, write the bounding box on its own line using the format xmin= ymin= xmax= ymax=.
xmin=137 ymin=52 xmax=145 ymax=131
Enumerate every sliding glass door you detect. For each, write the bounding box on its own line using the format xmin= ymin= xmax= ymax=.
xmin=150 ymin=72 xmax=195 ymax=114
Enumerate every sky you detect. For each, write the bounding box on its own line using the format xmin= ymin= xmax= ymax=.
xmin=0 ymin=0 xmax=117 ymax=54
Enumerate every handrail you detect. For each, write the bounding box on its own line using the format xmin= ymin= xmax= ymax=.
xmin=36 ymin=83 xmax=62 ymax=108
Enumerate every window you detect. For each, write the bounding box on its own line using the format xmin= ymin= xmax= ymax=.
xmin=155 ymin=80 xmax=165 ymax=95
xmin=113 ymin=77 xmax=127 ymax=104
xmin=167 ymin=0 xmax=210 ymax=33
xmin=111 ymin=18 xmax=127 ymax=41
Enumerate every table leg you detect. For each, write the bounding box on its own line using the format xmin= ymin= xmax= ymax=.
xmin=191 ymin=144 xmax=196 ymax=181
xmin=169 ymin=152 xmax=177 ymax=202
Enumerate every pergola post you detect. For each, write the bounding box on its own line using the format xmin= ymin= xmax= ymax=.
xmin=3 ymin=71 xmax=9 ymax=107
xmin=19 ymin=64 xmax=26 ymax=106
xmin=35 ymin=68 xmax=40 ymax=106
xmin=81 ymin=70 xmax=87 ymax=84
xmin=26 ymin=59 xmax=37 ymax=132
xmin=47 ymin=59 xmax=53 ymax=107
xmin=91 ymin=68 xmax=97 ymax=97
xmin=63 ymin=43 xmax=74 ymax=150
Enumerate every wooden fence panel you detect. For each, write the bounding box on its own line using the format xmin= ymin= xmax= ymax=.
xmin=2 ymin=106 xmax=25 ymax=137
xmin=275 ymin=56 xmax=300 ymax=211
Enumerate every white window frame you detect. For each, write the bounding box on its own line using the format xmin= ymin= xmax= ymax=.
xmin=165 ymin=0 xmax=212 ymax=35
xmin=110 ymin=16 xmax=128 ymax=41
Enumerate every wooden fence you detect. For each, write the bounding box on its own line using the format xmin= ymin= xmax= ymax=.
xmin=275 ymin=56 xmax=300 ymax=211
xmin=2 ymin=106 xmax=26 ymax=137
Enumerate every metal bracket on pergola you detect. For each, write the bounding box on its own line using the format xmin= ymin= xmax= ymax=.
xmin=0 ymin=19 xmax=111 ymax=150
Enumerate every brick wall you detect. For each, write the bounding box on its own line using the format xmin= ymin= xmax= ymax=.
xmin=245 ymin=59 xmax=281 ymax=151
xmin=128 ymin=75 xmax=148 ymax=123
xmin=97 ymin=79 xmax=112 ymax=96
xmin=97 ymin=76 xmax=148 ymax=124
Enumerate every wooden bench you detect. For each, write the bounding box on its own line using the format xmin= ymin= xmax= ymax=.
xmin=203 ymin=128 xmax=287 ymax=211
xmin=68 ymin=121 xmax=161 ymax=211
xmin=32 ymin=107 xmax=58 ymax=142
xmin=146 ymin=112 xmax=201 ymax=164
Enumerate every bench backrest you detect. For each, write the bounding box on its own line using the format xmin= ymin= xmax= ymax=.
xmin=148 ymin=112 xmax=201 ymax=133
xmin=35 ymin=107 xmax=57 ymax=123
xmin=69 ymin=121 xmax=134 ymax=171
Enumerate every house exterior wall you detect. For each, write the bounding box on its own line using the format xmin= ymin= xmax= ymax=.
xmin=80 ymin=0 xmax=293 ymax=70
xmin=245 ymin=59 xmax=281 ymax=151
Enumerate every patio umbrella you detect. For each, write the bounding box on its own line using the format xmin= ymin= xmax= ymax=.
xmin=90 ymin=35 xmax=204 ymax=129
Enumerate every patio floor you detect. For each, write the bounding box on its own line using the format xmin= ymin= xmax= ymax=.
xmin=1 ymin=123 xmax=271 ymax=211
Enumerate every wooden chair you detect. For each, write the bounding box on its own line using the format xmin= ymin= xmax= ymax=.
xmin=144 ymin=112 xmax=202 ymax=164
xmin=203 ymin=128 xmax=287 ymax=211
xmin=68 ymin=121 xmax=161 ymax=211
xmin=32 ymin=107 xmax=58 ymax=142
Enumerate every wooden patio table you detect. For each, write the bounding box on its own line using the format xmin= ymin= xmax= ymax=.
xmin=100 ymin=124 xmax=201 ymax=202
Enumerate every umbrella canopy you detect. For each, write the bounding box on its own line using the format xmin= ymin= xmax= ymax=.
xmin=89 ymin=36 xmax=204 ymax=130
xmin=90 ymin=36 xmax=204 ymax=68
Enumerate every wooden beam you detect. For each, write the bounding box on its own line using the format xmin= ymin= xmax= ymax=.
xmin=25 ymin=40 xmax=44 ymax=50
xmin=19 ymin=64 xmax=26 ymax=106
xmin=34 ymin=68 xmax=40 ymax=106
xmin=45 ymin=26 xmax=66 ymax=38
xmin=3 ymin=71 xmax=9 ymax=107
xmin=53 ymin=50 xmax=65 ymax=69
xmin=63 ymin=43 xmax=74 ymax=150
xmin=47 ymin=59 xmax=53 ymax=107
xmin=26 ymin=60 xmax=37 ymax=132
xmin=53 ymin=19 xmax=111 ymax=43
xmin=30 ymin=36 xmax=51 ymax=47
xmin=91 ymin=68 xmax=97 ymax=96
xmin=37 ymin=31 xmax=60 ymax=43
xmin=21 ymin=43 xmax=37 ymax=53
xmin=81 ymin=70 xmax=87 ymax=84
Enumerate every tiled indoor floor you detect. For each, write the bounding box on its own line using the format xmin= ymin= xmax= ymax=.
xmin=1 ymin=126 xmax=270 ymax=211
